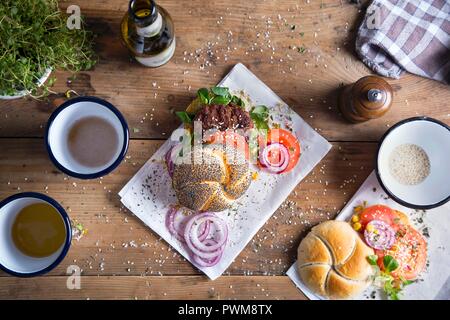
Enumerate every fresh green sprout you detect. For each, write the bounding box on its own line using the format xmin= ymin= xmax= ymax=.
xmin=0 ymin=0 xmax=96 ymax=98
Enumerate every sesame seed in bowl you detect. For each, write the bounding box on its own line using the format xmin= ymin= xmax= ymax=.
xmin=388 ymin=143 xmax=431 ymax=186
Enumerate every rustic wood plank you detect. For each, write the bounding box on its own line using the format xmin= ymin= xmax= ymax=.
xmin=0 ymin=138 xmax=375 ymax=277
xmin=0 ymin=0 xmax=448 ymax=141
xmin=0 ymin=275 xmax=306 ymax=300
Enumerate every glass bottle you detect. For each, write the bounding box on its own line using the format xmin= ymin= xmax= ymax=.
xmin=121 ymin=0 xmax=175 ymax=67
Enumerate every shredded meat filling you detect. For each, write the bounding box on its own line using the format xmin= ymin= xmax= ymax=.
xmin=194 ymin=104 xmax=254 ymax=131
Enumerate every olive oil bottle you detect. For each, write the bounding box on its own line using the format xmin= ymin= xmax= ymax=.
xmin=121 ymin=0 xmax=176 ymax=67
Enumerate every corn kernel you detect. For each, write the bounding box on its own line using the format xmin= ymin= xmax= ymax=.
xmin=351 ymin=215 xmax=360 ymax=223
xmin=353 ymin=222 xmax=361 ymax=231
xmin=366 ymin=224 xmax=374 ymax=232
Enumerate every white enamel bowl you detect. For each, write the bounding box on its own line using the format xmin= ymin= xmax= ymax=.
xmin=376 ymin=117 xmax=450 ymax=209
xmin=45 ymin=96 xmax=129 ymax=179
xmin=0 ymin=193 xmax=71 ymax=277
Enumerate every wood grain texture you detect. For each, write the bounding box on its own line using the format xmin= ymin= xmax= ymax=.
xmin=0 ymin=0 xmax=448 ymax=141
xmin=0 ymin=139 xmax=374 ymax=277
xmin=0 ymin=276 xmax=306 ymax=300
xmin=1 ymin=0 xmax=449 ymax=300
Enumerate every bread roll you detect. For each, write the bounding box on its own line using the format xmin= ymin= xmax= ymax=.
xmin=297 ymin=220 xmax=374 ymax=299
xmin=172 ymin=143 xmax=251 ymax=212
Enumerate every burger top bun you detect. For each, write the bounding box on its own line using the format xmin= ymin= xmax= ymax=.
xmin=172 ymin=143 xmax=251 ymax=212
xmin=297 ymin=220 xmax=374 ymax=299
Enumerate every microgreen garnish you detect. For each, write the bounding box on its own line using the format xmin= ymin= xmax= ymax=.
xmin=211 ymin=86 xmax=230 ymax=97
xmin=210 ymin=95 xmax=231 ymax=105
xmin=195 ymin=86 xmax=245 ymax=109
xmin=383 ymin=278 xmax=400 ymax=300
xmin=383 ymin=255 xmax=399 ymax=273
xmin=231 ymin=95 xmax=245 ymax=108
xmin=250 ymin=105 xmax=270 ymax=130
xmin=367 ymin=255 xmax=378 ymax=266
xmin=197 ymin=88 xmax=211 ymax=104
xmin=175 ymin=111 xmax=195 ymax=124
xmin=368 ymin=254 xmax=413 ymax=300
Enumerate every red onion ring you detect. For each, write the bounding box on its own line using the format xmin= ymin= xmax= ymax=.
xmin=167 ymin=210 xmax=227 ymax=265
xmin=192 ymin=239 xmax=223 ymax=267
xmin=187 ymin=214 xmax=228 ymax=252
xmin=193 ymin=253 xmax=222 ymax=267
xmin=166 ymin=207 xmax=182 ymax=241
xmin=197 ymin=221 xmax=210 ymax=242
xmin=261 ymin=143 xmax=285 ymax=166
xmin=165 ymin=144 xmax=182 ymax=177
xmin=165 ymin=148 xmax=175 ymax=177
xmin=187 ymin=241 xmax=223 ymax=259
xmin=259 ymin=142 xmax=290 ymax=173
xmin=184 ymin=213 xmax=228 ymax=259
xmin=364 ymin=220 xmax=396 ymax=250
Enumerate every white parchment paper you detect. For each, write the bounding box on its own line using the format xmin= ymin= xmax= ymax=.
xmin=119 ymin=63 xmax=332 ymax=280
xmin=287 ymin=171 xmax=450 ymax=300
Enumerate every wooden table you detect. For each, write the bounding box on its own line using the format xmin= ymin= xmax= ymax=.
xmin=0 ymin=0 xmax=449 ymax=300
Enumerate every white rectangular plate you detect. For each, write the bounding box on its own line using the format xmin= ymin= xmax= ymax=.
xmin=287 ymin=171 xmax=450 ymax=299
xmin=119 ymin=63 xmax=332 ymax=280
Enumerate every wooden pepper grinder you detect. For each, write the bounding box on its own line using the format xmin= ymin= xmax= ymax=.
xmin=338 ymin=75 xmax=393 ymax=123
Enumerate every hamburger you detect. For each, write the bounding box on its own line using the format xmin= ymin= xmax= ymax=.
xmin=170 ymin=86 xmax=268 ymax=211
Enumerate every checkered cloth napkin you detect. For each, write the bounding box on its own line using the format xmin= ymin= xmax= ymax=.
xmin=356 ymin=0 xmax=450 ymax=84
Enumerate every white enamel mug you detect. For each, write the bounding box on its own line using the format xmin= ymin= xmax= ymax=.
xmin=0 ymin=192 xmax=71 ymax=277
xmin=45 ymin=96 xmax=129 ymax=179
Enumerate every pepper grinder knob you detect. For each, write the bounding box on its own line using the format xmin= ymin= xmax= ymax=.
xmin=338 ymin=75 xmax=393 ymax=123
xmin=367 ymin=89 xmax=383 ymax=102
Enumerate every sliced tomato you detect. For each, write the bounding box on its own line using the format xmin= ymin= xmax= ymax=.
xmin=205 ymin=130 xmax=249 ymax=160
xmin=259 ymin=128 xmax=301 ymax=174
xmin=376 ymin=225 xmax=427 ymax=280
xmin=359 ymin=205 xmax=402 ymax=231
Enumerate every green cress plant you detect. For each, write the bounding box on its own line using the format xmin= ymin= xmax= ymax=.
xmin=0 ymin=0 xmax=96 ymax=98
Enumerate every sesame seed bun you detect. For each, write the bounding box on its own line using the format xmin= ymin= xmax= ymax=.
xmin=172 ymin=144 xmax=251 ymax=212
